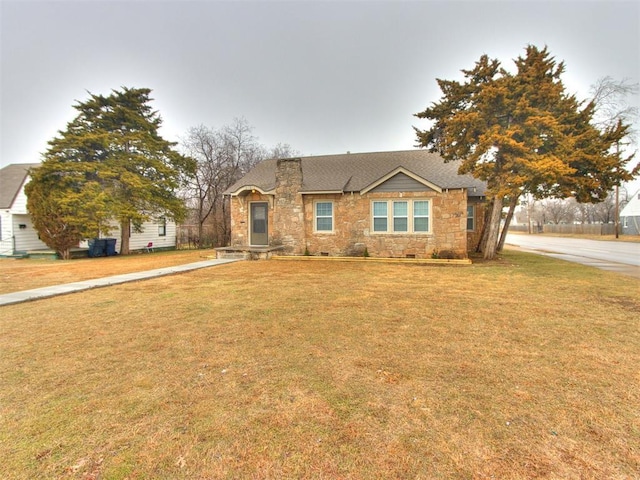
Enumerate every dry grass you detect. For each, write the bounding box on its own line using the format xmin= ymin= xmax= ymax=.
xmin=1 ymin=252 xmax=639 ymax=479
xmin=0 ymin=250 xmax=216 ymax=294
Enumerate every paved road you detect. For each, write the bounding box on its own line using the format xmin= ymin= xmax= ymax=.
xmin=505 ymin=234 xmax=640 ymax=278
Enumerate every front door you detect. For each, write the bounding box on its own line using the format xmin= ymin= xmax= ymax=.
xmin=250 ymin=202 xmax=269 ymax=245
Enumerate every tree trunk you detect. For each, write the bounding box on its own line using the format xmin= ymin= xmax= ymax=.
xmin=197 ymin=219 xmax=204 ymax=249
xmin=475 ymin=198 xmax=493 ymax=253
xmin=497 ymin=195 xmax=519 ymax=252
xmin=120 ymin=218 xmax=131 ymax=255
xmin=483 ymin=195 xmax=504 ymax=260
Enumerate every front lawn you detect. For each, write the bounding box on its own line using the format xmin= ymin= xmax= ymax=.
xmin=1 ymin=252 xmax=638 ymax=479
xmin=0 ymin=249 xmax=215 ymax=295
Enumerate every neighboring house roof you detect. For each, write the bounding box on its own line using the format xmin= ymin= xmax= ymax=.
xmin=225 ymin=150 xmax=487 ymax=197
xmin=620 ymin=189 xmax=640 ymax=217
xmin=0 ymin=163 xmax=40 ymax=209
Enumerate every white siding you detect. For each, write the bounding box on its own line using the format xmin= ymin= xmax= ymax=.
xmin=100 ymin=219 xmax=177 ymax=253
xmin=620 ymin=190 xmax=640 ymax=235
xmin=1 ymin=175 xmax=49 ymax=253
xmin=12 ymin=214 xmax=48 ymax=252
xmin=132 ymin=219 xmax=176 ymax=251
xmin=1 ymin=175 xmax=49 ymax=254
xmin=9 ymin=178 xmax=30 ymax=214
xmin=620 ymin=190 xmax=640 ymax=217
xmin=0 ymin=211 xmax=14 ymax=255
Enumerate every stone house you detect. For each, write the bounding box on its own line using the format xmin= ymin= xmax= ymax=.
xmin=224 ymin=150 xmax=487 ymax=259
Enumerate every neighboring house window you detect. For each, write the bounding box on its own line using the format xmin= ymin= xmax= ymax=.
xmin=467 ymin=204 xmax=475 ymax=231
xmin=158 ymin=217 xmax=167 ymax=236
xmin=372 ymin=200 xmax=430 ymax=234
xmin=315 ymin=202 xmax=333 ymax=232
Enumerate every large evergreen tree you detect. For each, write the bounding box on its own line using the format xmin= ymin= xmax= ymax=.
xmin=415 ymin=45 xmax=637 ymax=259
xmin=28 ymin=87 xmax=194 ymax=255
xmin=25 ymin=162 xmax=110 ymax=259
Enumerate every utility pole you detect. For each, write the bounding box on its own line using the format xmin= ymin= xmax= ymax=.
xmin=615 ymin=184 xmax=619 ymax=238
xmin=615 ymin=141 xmax=620 ymax=239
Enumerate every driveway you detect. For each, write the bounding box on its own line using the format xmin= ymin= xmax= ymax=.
xmin=505 ymin=233 xmax=640 ymax=278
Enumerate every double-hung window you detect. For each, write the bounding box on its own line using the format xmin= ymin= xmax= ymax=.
xmin=315 ymin=201 xmax=333 ymax=232
xmin=414 ymin=201 xmax=429 ymax=232
xmin=158 ymin=217 xmax=167 ymax=236
xmin=373 ymin=202 xmax=388 ymax=232
xmin=466 ymin=205 xmax=475 ymax=231
xmin=372 ymin=200 xmax=430 ymax=234
xmin=393 ymin=201 xmax=408 ymax=232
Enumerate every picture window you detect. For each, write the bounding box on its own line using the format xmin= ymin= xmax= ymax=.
xmin=371 ymin=199 xmax=430 ymax=234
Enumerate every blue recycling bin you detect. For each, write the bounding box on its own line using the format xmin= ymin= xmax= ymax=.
xmin=105 ymin=238 xmax=117 ymax=256
xmin=88 ymin=239 xmax=97 ymax=257
xmin=88 ymin=238 xmax=107 ymax=257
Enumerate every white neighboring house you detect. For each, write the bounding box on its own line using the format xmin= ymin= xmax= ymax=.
xmin=0 ymin=163 xmax=177 ymax=256
xmin=620 ymin=189 xmax=640 ymax=236
xmin=0 ymin=163 xmax=48 ymax=256
xmin=83 ymin=217 xmax=177 ymax=253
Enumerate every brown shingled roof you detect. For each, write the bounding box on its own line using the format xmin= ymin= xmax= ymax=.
xmin=225 ymin=150 xmax=486 ymax=196
xmin=0 ymin=163 xmax=40 ymax=209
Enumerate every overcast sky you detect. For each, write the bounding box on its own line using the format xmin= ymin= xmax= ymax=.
xmin=1 ymin=0 xmax=639 ymax=188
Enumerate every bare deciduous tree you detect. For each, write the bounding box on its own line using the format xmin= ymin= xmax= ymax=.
xmin=541 ymin=198 xmax=577 ymax=225
xmin=181 ymin=118 xmax=299 ymax=247
xmin=524 ymin=188 xmax=630 ymax=227
xmin=590 ymin=77 xmax=639 ymax=236
xmin=590 ymin=76 xmax=639 ymax=146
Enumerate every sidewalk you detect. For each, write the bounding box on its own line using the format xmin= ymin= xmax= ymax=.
xmin=0 ymin=258 xmax=241 ymax=307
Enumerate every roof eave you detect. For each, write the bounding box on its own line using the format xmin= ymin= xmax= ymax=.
xmin=227 ymin=185 xmax=275 ymax=197
xmin=300 ymin=190 xmax=344 ymax=195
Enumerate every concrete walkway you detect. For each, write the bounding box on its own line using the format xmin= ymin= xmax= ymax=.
xmin=0 ymin=258 xmax=241 ymax=307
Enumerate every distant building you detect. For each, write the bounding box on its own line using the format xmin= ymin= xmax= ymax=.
xmin=620 ymin=189 xmax=640 ymax=235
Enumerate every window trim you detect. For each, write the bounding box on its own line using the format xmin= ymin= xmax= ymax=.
xmin=314 ymin=201 xmax=334 ymax=233
xmin=370 ymin=199 xmax=431 ymax=234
